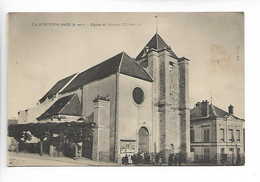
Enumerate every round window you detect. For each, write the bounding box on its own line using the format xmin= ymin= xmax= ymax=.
xmin=132 ymin=87 xmax=144 ymax=105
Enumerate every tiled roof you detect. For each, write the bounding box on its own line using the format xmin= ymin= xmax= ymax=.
xmin=60 ymin=52 xmax=153 ymax=94
xmin=136 ymin=33 xmax=178 ymax=60
xmin=39 ymin=73 xmax=76 ymax=103
xmin=37 ymin=94 xmax=82 ymax=121
xmin=119 ymin=52 xmax=153 ymax=81
xmin=211 ymin=105 xmax=241 ymax=120
xmin=191 ymin=103 xmax=242 ymax=120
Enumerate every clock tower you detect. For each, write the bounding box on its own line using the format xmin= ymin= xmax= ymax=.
xmin=135 ymin=33 xmax=190 ymax=162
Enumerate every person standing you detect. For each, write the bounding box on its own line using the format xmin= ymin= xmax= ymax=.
xmin=173 ymin=155 xmax=178 ymax=166
xmin=147 ymin=153 xmax=151 ymax=164
xmin=72 ymin=142 xmax=77 ymax=160
xmin=125 ymin=154 xmax=128 ymax=165
xmin=159 ymin=155 xmax=163 ymax=166
xmin=155 ymin=153 xmax=159 ymax=165
xmin=128 ymin=154 xmax=132 ymax=165
xmin=131 ymin=154 xmax=136 ymax=164
xmin=178 ymin=154 xmax=182 ymax=166
xmin=122 ymin=156 xmax=125 ymax=165
xmin=152 ymin=154 xmax=156 ymax=165
xmin=168 ymin=154 xmax=174 ymax=166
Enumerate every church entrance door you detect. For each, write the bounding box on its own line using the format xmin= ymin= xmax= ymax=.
xmin=138 ymin=127 xmax=149 ymax=153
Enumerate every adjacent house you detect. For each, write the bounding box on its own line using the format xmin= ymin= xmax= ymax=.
xmin=190 ymin=100 xmax=245 ymax=165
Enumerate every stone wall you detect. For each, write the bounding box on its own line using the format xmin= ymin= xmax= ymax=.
xmin=92 ymin=98 xmax=111 ymax=162
xmin=178 ymin=58 xmax=190 ymax=160
xmin=147 ymin=51 xmax=160 ymax=153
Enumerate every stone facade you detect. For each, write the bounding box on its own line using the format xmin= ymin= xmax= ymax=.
xmin=116 ymin=73 xmax=153 ymax=163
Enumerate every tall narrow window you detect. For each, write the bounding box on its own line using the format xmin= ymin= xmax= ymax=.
xmin=169 ymin=61 xmax=173 ymax=71
xmin=190 ymin=129 xmax=195 ymax=143
xmin=229 ymin=129 xmax=234 ymax=142
xmin=220 ymin=128 xmax=225 ymax=142
xmin=221 ymin=148 xmax=225 ymax=155
xmin=204 ymin=129 xmax=210 ymax=142
xmin=190 ymin=147 xmax=194 ymax=152
xmin=236 ymin=130 xmax=240 ymax=142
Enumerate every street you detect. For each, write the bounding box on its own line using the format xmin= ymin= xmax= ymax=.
xmin=8 ymin=152 xmax=118 ymax=167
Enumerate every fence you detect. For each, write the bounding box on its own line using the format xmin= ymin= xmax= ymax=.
xmin=191 ymin=153 xmax=245 ymax=166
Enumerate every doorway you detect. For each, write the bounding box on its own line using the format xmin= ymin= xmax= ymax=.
xmin=138 ymin=127 xmax=149 ymax=153
xmin=204 ymin=148 xmax=210 ymax=163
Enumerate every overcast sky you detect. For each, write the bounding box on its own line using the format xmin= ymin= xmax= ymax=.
xmin=7 ymin=12 xmax=244 ymax=119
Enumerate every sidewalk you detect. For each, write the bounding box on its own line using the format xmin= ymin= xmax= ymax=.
xmin=8 ymin=152 xmax=118 ymax=167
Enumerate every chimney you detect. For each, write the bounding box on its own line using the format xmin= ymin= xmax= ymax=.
xmin=228 ymin=104 xmax=234 ymax=115
xmin=201 ymin=100 xmax=209 ymax=117
xmin=195 ymin=102 xmax=201 ymax=107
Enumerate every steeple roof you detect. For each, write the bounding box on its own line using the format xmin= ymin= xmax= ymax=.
xmin=136 ymin=33 xmax=178 ymax=60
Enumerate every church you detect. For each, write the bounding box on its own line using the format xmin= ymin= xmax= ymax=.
xmin=18 ymin=33 xmax=191 ymax=163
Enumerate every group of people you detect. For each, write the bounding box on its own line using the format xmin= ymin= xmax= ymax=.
xmin=168 ymin=153 xmax=182 ymax=166
xmin=122 ymin=152 xmax=155 ymax=165
xmin=121 ymin=152 xmax=183 ymax=166
xmin=132 ymin=152 xmax=151 ymax=164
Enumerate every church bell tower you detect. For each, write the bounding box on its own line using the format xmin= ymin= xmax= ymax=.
xmin=135 ymin=33 xmax=190 ymax=162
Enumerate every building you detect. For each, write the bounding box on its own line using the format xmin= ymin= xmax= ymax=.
xmin=18 ymin=33 xmax=190 ymax=163
xmin=7 ymin=119 xmax=18 ymax=152
xmin=190 ymin=100 xmax=245 ymax=165
xmin=8 ymin=119 xmax=18 ymax=126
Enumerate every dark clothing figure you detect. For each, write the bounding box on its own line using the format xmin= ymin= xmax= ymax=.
xmin=173 ymin=155 xmax=178 ymax=166
xmin=131 ymin=154 xmax=137 ymax=164
xmin=122 ymin=156 xmax=125 ymax=165
xmin=137 ymin=153 xmax=143 ymax=164
xmin=144 ymin=153 xmax=150 ymax=164
xmin=159 ymin=156 xmax=163 ymax=166
xmin=178 ymin=155 xmax=182 ymax=166
xmin=144 ymin=153 xmax=147 ymax=164
xmin=147 ymin=154 xmax=150 ymax=164
xmin=152 ymin=154 xmax=156 ymax=165
xmin=71 ymin=142 xmax=77 ymax=160
xmin=221 ymin=154 xmax=227 ymax=166
xmin=236 ymin=155 xmax=241 ymax=166
xmin=123 ymin=154 xmax=128 ymax=165
xmin=168 ymin=154 xmax=174 ymax=166
xmin=155 ymin=154 xmax=159 ymax=165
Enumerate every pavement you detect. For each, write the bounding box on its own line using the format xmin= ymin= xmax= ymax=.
xmin=8 ymin=152 xmax=119 ymax=167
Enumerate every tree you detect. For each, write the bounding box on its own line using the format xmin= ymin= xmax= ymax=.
xmin=8 ymin=124 xmax=25 ymax=153
xmin=8 ymin=120 xmax=96 ymax=158
xmin=29 ymin=123 xmax=49 ymax=156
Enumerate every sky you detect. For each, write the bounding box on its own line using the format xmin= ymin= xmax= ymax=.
xmin=7 ymin=12 xmax=244 ymax=119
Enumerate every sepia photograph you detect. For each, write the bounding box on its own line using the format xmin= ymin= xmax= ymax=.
xmin=7 ymin=12 xmax=244 ymax=167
